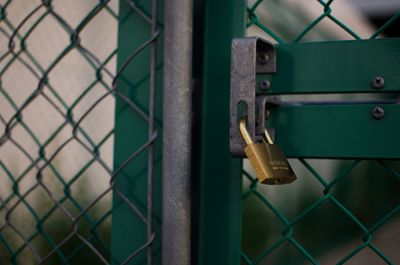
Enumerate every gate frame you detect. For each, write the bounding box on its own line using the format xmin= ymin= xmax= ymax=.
xmin=193 ymin=1 xmax=246 ymax=264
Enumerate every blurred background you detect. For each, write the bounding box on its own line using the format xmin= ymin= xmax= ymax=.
xmin=0 ymin=0 xmax=399 ymax=264
xmin=0 ymin=1 xmax=118 ymax=263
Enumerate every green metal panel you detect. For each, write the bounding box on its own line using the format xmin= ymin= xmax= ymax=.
xmin=195 ymin=0 xmax=245 ymax=264
xmin=257 ymin=38 xmax=400 ymax=94
xmin=269 ymin=103 xmax=400 ymax=159
xmin=253 ymin=38 xmax=400 ymax=158
xmin=111 ymin=1 xmax=163 ymax=264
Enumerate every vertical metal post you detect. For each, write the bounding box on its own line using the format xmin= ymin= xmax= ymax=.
xmin=147 ymin=0 xmax=158 ymax=263
xmin=195 ymin=0 xmax=245 ymax=264
xmin=112 ymin=1 xmax=163 ymax=263
xmin=163 ymin=0 xmax=193 ymax=264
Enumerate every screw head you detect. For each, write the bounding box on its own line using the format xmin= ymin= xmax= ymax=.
xmin=372 ymin=106 xmax=384 ymax=120
xmin=259 ymin=80 xmax=271 ymax=91
xmin=372 ymin=76 xmax=385 ymax=89
xmin=257 ymin=53 xmax=269 ymax=65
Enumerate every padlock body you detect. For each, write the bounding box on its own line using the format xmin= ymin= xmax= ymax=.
xmin=244 ymin=143 xmax=296 ymax=185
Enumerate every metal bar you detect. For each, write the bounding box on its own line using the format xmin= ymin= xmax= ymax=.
xmin=162 ymin=0 xmax=193 ymax=264
xmin=195 ymin=0 xmax=245 ymax=264
xmin=147 ymin=0 xmax=158 ymax=263
xmin=268 ymin=103 xmax=400 ymax=159
xmin=112 ymin=0 xmax=163 ymax=263
xmin=257 ymin=38 xmax=400 ymax=94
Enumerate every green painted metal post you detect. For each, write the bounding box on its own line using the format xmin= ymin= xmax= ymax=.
xmin=111 ymin=1 xmax=163 ymax=264
xmin=195 ymin=0 xmax=246 ymax=264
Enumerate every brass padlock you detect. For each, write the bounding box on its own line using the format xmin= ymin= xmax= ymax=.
xmin=239 ymin=117 xmax=296 ymax=185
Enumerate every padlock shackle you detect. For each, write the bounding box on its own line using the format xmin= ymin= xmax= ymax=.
xmin=240 ymin=117 xmax=275 ymax=145
xmin=239 ymin=117 xmax=253 ymax=145
xmin=264 ymin=129 xmax=274 ymax=145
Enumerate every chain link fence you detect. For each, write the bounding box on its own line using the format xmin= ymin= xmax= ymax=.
xmin=242 ymin=1 xmax=400 ymax=264
xmin=0 ymin=0 xmax=160 ymax=264
xmin=2 ymin=1 xmax=400 ymax=265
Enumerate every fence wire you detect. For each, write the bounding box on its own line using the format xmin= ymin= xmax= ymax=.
xmin=0 ymin=0 xmax=159 ymax=264
xmin=242 ymin=1 xmax=400 ymax=265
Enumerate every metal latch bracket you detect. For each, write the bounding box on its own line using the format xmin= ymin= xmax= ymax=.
xmin=230 ymin=37 xmax=276 ymax=157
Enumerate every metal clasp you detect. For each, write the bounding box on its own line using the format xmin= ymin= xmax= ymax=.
xmin=230 ymin=37 xmax=276 ymax=157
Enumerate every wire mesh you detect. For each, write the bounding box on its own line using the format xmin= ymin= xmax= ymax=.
xmin=242 ymin=1 xmax=400 ymax=264
xmin=0 ymin=0 xmax=160 ymax=264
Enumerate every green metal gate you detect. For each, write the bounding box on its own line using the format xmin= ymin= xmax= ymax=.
xmin=1 ymin=0 xmax=399 ymax=265
xmin=196 ymin=1 xmax=400 ymax=265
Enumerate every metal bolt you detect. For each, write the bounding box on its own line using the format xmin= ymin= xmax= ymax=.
xmin=259 ymin=80 xmax=271 ymax=91
xmin=371 ymin=106 xmax=384 ymax=120
xmin=372 ymin=76 xmax=385 ymax=89
xmin=257 ymin=53 xmax=269 ymax=65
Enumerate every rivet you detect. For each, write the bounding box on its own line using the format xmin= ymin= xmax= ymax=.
xmin=371 ymin=106 xmax=384 ymax=120
xmin=257 ymin=53 xmax=269 ymax=65
xmin=372 ymin=76 xmax=385 ymax=89
xmin=259 ymin=80 xmax=271 ymax=91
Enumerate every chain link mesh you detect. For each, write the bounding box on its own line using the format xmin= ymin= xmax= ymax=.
xmin=0 ymin=0 xmax=159 ymax=264
xmin=242 ymin=1 xmax=400 ymax=264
